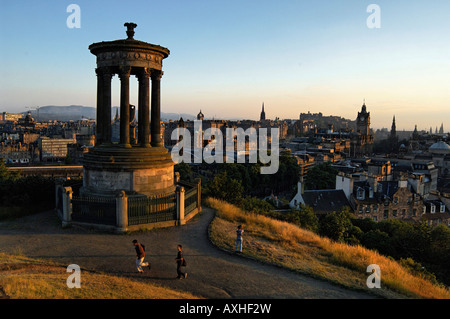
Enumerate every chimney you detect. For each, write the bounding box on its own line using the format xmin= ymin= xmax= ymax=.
xmin=299 ymin=175 xmax=305 ymax=195
xmin=335 ymin=172 xmax=353 ymax=201
xmin=398 ymin=173 xmax=408 ymax=188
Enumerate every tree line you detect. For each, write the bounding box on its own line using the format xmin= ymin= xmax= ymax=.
xmin=0 ymin=159 xmax=56 ymax=219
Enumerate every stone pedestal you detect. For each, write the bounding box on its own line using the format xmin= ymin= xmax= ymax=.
xmin=81 ymin=146 xmax=175 ymax=197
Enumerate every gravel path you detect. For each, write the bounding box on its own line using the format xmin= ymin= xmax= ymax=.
xmin=0 ymin=208 xmax=376 ymax=299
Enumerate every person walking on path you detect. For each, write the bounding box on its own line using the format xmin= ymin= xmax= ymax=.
xmin=133 ymin=239 xmax=151 ymax=273
xmin=236 ymin=225 xmax=244 ymax=253
xmin=175 ymin=244 xmax=187 ymax=279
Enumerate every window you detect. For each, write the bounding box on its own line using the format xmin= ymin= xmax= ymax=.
xmin=431 ymin=204 xmax=436 ymax=214
xmin=373 ymin=216 xmax=377 ymax=222
xmin=359 ymin=206 xmax=363 ymax=214
xmin=366 ymin=206 xmax=371 ymax=213
xmin=413 ymin=209 xmax=417 ymax=217
xmin=357 ymin=188 xmax=365 ymax=200
xmin=393 ymin=210 xmax=398 ymax=217
xmin=402 ymin=209 xmax=406 ymax=216
xmin=384 ymin=210 xmax=389 ymax=219
xmin=394 ymin=197 xmax=398 ymax=205
xmin=373 ymin=205 xmax=378 ymax=212
xmin=440 ymin=204 xmax=446 ymax=213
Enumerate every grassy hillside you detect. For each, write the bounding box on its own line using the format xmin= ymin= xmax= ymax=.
xmin=0 ymin=253 xmax=199 ymax=299
xmin=206 ymin=197 xmax=450 ymax=299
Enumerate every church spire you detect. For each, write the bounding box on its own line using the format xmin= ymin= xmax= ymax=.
xmin=391 ymin=115 xmax=397 ymax=137
xmin=260 ymin=102 xmax=266 ymax=121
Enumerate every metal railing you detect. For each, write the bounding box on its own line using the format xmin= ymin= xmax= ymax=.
xmin=62 ymin=179 xmax=201 ymax=230
xmin=128 ymin=193 xmax=177 ymax=226
xmin=185 ymin=187 xmax=198 ymax=216
xmin=71 ymin=195 xmax=116 ymax=226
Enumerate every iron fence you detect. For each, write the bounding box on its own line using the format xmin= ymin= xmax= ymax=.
xmin=185 ymin=187 xmax=198 ymax=216
xmin=128 ymin=193 xmax=177 ymax=226
xmin=71 ymin=195 xmax=116 ymax=226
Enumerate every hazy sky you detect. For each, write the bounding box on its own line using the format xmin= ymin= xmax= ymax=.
xmin=1 ymin=0 xmax=449 ymax=130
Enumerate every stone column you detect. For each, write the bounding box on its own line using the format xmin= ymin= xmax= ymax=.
xmin=119 ymin=66 xmax=132 ymax=148
xmin=116 ymin=190 xmax=128 ymax=233
xmin=62 ymin=186 xmax=73 ymax=228
xmin=151 ymin=69 xmax=163 ymax=147
xmin=176 ymin=186 xmax=185 ymax=225
xmin=102 ymin=67 xmax=113 ymax=145
xmin=95 ymin=68 xmax=104 ymax=145
xmin=137 ymin=68 xmax=151 ymax=147
xmin=195 ymin=178 xmax=202 ymax=213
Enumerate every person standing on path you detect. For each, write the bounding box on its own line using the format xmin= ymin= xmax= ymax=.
xmin=175 ymin=244 xmax=187 ymax=279
xmin=133 ymin=239 xmax=150 ymax=273
xmin=236 ymin=225 xmax=244 ymax=253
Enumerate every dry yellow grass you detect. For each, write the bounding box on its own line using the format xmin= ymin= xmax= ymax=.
xmin=0 ymin=252 xmax=200 ymax=299
xmin=206 ymin=197 xmax=450 ymax=299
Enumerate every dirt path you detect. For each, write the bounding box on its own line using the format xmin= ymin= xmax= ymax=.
xmin=0 ymin=209 xmax=375 ymax=299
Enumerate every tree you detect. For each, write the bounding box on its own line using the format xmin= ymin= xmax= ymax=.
xmin=174 ymin=162 xmax=193 ymax=182
xmin=240 ymin=196 xmax=274 ymax=214
xmin=318 ymin=207 xmax=360 ymax=244
xmin=0 ymin=158 xmax=20 ymax=182
xmin=305 ymin=162 xmax=338 ymax=190
xmin=294 ymin=205 xmax=319 ymax=233
xmin=206 ymin=171 xmax=244 ymax=205
xmin=360 ymin=229 xmax=395 ymax=256
xmin=64 ymin=153 xmax=72 ymax=165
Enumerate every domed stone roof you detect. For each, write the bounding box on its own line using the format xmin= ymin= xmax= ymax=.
xmin=429 ymin=141 xmax=450 ymax=154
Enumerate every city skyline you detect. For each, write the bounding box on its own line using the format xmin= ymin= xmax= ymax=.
xmin=1 ymin=0 xmax=450 ymax=131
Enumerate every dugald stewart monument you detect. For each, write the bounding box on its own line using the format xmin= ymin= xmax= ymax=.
xmin=56 ymin=23 xmax=201 ymax=233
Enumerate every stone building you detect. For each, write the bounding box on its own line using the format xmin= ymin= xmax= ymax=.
xmin=351 ymin=177 xmax=424 ymax=222
xmin=289 ymin=177 xmax=352 ymax=215
xmin=422 ymin=197 xmax=450 ymax=227
xmin=38 ymin=137 xmax=75 ymax=162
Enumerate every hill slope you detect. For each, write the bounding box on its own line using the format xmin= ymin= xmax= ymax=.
xmin=0 ymin=252 xmax=199 ymax=299
xmin=206 ymin=198 xmax=450 ymax=299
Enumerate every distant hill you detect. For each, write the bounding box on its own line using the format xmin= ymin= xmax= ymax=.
xmin=23 ymin=105 xmax=196 ymax=122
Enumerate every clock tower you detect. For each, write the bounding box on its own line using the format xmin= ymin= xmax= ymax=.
xmin=356 ymin=101 xmax=370 ymax=136
xmin=352 ymin=101 xmax=373 ymax=157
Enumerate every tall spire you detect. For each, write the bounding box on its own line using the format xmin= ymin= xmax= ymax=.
xmin=391 ymin=115 xmax=396 ymax=137
xmin=260 ymin=102 xmax=266 ymax=121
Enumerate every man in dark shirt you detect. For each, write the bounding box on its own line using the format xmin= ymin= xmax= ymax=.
xmin=175 ymin=244 xmax=187 ymax=279
xmin=132 ymin=239 xmax=150 ymax=273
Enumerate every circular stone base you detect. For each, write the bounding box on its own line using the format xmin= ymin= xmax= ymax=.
xmin=81 ymin=145 xmax=175 ymax=197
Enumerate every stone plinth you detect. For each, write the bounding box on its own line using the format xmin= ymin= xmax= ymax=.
xmin=81 ymin=146 xmax=175 ymax=197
